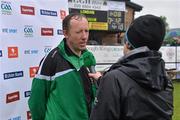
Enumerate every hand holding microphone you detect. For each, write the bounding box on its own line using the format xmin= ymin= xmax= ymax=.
xmin=83 ymin=51 xmax=102 ymax=81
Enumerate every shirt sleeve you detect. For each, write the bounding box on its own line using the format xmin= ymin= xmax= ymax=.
xmin=28 ymin=53 xmax=56 ymax=120
xmin=90 ymin=71 xmax=121 ymax=120
xmin=28 ymin=77 xmax=51 ymax=120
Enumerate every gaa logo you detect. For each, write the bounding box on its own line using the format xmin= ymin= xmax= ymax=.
xmin=1 ymin=2 xmax=12 ymax=10
xmin=44 ymin=46 xmax=52 ymax=54
xmin=24 ymin=25 xmax=33 ymax=37
xmin=24 ymin=27 xmax=33 ymax=33
xmin=1 ymin=1 xmax=12 ymax=15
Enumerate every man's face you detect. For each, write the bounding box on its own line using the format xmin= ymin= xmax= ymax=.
xmin=64 ymin=17 xmax=89 ymax=55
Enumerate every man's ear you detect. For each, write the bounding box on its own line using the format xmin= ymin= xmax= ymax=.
xmin=63 ymin=30 xmax=68 ymax=39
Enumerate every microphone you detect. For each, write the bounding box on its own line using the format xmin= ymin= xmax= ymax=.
xmin=83 ymin=51 xmax=96 ymax=73
xmin=89 ymin=66 xmax=96 ymax=73
xmin=83 ymin=51 xmax=98 ymax=91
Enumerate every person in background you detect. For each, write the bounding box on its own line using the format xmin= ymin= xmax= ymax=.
xmin=89 ymin=14 xmax=173 ymax=120
xmin=28 ymin=13 xmax=96 ymax=120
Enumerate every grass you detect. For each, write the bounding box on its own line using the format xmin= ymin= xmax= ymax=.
xmin=173 ymin=81 xmax=180 ymax=120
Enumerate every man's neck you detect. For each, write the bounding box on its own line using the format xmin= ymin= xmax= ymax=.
xmin=65 ymin=40 xmax=81 ymax=57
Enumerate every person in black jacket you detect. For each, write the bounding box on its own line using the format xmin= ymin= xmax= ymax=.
xmin=89 ymin=14 xmax=173 ymax=120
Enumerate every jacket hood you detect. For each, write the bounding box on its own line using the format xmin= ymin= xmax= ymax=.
xmin=110 ymin=47 xmax=168 ymax=91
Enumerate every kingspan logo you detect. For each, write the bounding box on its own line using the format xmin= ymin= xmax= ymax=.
xmin=40 ymin=9 xmax=57 ymax=16
xmin=20 ymin=5 xmax=35 ymax=15
xmin=27 ymin=111 xmax=31 ymax=120
xmin=6 ymin=91 xmax=20 ymax=103
xmin=1 ymin=1 xmax=12 ymax=15
xmin=41 ymin=28 xmax=54 ymax=36
xmin=24 ymin=25 xmax=33 ymax=37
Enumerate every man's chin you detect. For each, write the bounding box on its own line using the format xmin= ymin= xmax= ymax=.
xmin=80 ymin=46 xmax=86 ymax=51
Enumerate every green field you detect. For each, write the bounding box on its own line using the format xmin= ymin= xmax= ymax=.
xmin=173 ymin=81 xmax=180 ymax=120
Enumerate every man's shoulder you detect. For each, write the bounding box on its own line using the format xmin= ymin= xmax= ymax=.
xmin=46 ymin=47 xmax=60 ymax=59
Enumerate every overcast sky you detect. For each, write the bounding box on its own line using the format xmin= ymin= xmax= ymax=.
xmin=131 ymin=0 xmax=180 ymax=29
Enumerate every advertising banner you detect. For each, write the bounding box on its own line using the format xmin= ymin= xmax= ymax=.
xmin=0 ymin=0 xmax=68 ymax=119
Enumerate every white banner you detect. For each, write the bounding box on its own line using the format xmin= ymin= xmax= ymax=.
xmin=88 ymin=45 xmax=180 ymax=72
xmin=0 ymin=0 xmax=68 ymax=119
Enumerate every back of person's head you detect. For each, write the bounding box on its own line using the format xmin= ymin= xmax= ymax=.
xmin=62 ymin=13 xmax=87 ymax=32
xmin=125 ymin=14 xmax=165 ymax=50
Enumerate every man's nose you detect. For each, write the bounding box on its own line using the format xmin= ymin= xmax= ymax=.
xmin=82 ymin=31 xmax=88 ymax=38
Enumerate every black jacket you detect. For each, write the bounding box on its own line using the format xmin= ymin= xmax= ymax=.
xmin=90 ymin=47 xmax=173 ymax=120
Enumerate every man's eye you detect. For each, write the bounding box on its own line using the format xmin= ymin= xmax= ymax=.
xmin=76 ymin=31 xmax=81 ymax=34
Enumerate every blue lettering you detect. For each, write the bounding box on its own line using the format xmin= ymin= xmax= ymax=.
xmin=40 ymin=9 xmax=57 ymax=16
xmin=0 ymin=50 xmax=2 ymax=57
xmin=31 ymin=50 xmax=38 ymax=54
xmin=24 ymin=50 xmax=30 ymax=54
xmin=1 ymin=3 xmax=12 ymax=10
xmin=44 ymin=47 xmax=51 ymax=53
xmin=4 ymin=71 xmax=23 ymax=80
xmin=9 ymin=29 xmax=17 ymax=33
xmin=2 ymin=28 xmax=8 ymax=33
xmin=24 ymin=91 xmax=31 ymax=97
xmin=24 ymin=27 xmax=33 ymax=33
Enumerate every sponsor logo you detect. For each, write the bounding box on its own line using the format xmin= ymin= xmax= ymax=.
xmin=24 ymin=91 xmax=31 ymax=97
xmin=0 ymin=50 xmax=2 ymax=57
xmin=6 ymin=91 xmax=20 ymax=103
xmin=41 ymin=28 xmax=53 ymax=36
xmin=8 ymin=47 xmax=18 ymax=58
xmin=27 ymin=111 xmax=31 ymax=120
xmin=2 ymin=28 xmax=17 ymax=33
xmin=20 ymin=5 xmax=35 ymax=15
xmin=1 ymin=1 xmax=12 ymax=15
xmin=166 ymin=48 xmax=175 ymax=60
xmin=4 ymin=71 xmax=24 ymax=80
xmin=24 ymin=49 xmax=38 ymax=55
xmin=40 ymin=9 xmax=57 ymax=16
xmin=24 ymin=25 xmax=33 ymax=37
xmin=29 ymin=67 xmax=39 ymax=78
xmin=57 ymin=29 xmax=63 ymax=35
xmin=60 ymin=10 xmax=66 ymax=19
xmin=44 ymin=46 xmax=52 ymax=54
xmin=8 ymin=116 xmax=21 ymax=120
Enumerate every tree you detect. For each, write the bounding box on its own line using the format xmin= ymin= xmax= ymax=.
xmin=160 ymin=16 xmax=176 ymax=46
xmin=160 ymin=16 xmax=169 ymax=32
